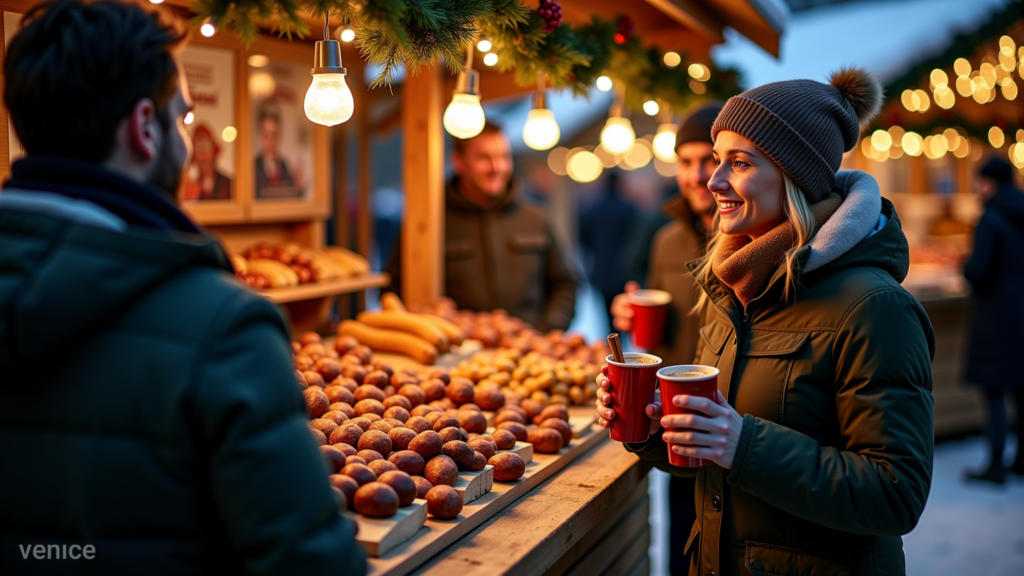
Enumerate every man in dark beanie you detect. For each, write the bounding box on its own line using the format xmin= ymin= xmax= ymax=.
xmin=963 ymin=157 xmax=1024 ymax=484
xmin=0 ymin=1 xmax=364 ymax=573
xmin=610 ymin=101 xmax=722 ymax=575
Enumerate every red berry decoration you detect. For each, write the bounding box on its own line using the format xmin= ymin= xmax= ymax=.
xmin=615 ymin=15 xmax=635 ymax=44
xmin=538 ymin=0 xmax=563 ymax=34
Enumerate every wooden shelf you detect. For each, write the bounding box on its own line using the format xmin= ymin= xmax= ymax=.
xmin=259 ymin=272 xmax=391 ymax=304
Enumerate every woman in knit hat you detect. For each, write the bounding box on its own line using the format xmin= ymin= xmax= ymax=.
xmin=597 ymin=68 xmax=935 ymax=576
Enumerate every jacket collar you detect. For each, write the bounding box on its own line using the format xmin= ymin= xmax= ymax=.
xmin=446 ymin=176 xmax=520 ymax=213
xmin=688 ymin=198 xmax=908 ymax=320
xmin=4 ymin=155 xmax=201 ymax=234
xmin=986 ymin=182 xmax=1024 ymax=226
xmin=661 ymin=195 xmax=709 ymax=239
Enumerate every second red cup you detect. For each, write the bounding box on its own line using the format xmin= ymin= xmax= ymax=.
xmin=629 ymin=289 xmax=672 ymax=349
xmin=658 ymin=365 xmax=720 ymax=467
xmin=604 ymin=352 xmax=663 ymax=443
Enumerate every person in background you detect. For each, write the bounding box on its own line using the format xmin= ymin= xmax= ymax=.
xmin=389 ymin=122 xmax=578 ymax=331
xmin=580 ymin=170 xmax=638 ymax=330
xmin=0 ymin=1 xmax=364 ymax=573
xmin=184 ymin=123 xmax=232 ymax=201
xmin=598 ymin=67 xmax=934 ymax=576
xmin=962 ymin=157 xmax=1024 ymax=485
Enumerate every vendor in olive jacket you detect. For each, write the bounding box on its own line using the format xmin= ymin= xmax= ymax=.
xmin=0 ymin=2 xmax=363 ymax=574
xmin=391 ymin=123 xmax=578 ymax=331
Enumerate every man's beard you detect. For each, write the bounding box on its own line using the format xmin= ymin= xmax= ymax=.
xmin=146 ymin=124 xmax=185 ymax=203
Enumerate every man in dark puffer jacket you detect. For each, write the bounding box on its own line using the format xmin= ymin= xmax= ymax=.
xmin=0 ymin=2 xmax=365 ymax=574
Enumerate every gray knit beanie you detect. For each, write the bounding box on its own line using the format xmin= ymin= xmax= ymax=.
xmin=711 ymin=67 xmax=882 ymax=203
xmin=675 ymin=102 xmax=723 ymax=147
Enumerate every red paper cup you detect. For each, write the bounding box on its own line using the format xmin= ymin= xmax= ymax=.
xmin=658 ymin=365 xmax=720 ymax=467
xmin=629 ymin=290 xmax=672 ymax=349
xmin=603 ymin=353 xmax=663 ymax=443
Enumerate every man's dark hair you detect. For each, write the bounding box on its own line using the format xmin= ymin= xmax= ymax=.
xmin=4 ymin=0 xmax=187 ymax=162
xmin=452 ymin=121 xmax=505 ymax=156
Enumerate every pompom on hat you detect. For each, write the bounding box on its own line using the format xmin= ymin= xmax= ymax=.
xmin=711 ymin=66 xmax=882 ymax=203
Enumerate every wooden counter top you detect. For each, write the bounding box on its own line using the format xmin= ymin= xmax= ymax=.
xmin=413 ymin=438 xmax=652 ymax=576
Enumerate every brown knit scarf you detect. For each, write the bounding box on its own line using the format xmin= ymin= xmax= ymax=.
xmin=712 ymin=193 xmax=842 ymax=307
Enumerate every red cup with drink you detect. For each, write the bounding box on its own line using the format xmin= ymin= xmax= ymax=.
xmin=628 ymin=289 xmax=672 ymax=349
xmin=603 ymin=352 xmax=663 ymax=443
xmin=657 ymin=365 xmax=720 ymax=467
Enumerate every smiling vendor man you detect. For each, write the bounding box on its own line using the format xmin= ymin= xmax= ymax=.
xmin=389 ymin=122 xmax=578 ymax=332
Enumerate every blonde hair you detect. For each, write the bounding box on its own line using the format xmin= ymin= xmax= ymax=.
xmin=693 ymin=173 xmax=816 ymax=313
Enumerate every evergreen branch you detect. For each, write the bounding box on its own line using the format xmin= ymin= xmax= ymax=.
xmin=192 ymin=1 xmax=745 ymax=105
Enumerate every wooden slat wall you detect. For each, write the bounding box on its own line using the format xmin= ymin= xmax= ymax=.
xmin=551 ymin=480 xmax=651 ymax=576
xmin=415 ymin=440 xmax=652 ymax=576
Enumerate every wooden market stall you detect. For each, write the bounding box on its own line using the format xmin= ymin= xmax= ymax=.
xmin=840 ymin=2 xmax=1024 ymax=436
xmin=0 ymin=0 xmax=783 ymax=573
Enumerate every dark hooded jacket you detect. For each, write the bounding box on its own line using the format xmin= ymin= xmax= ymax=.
xmin=628 ymin=199 xmax=935 ymax=576
xmin=0 ymin=157 xmax=364 ymax=575
xmin=963 ymin=181 xmax=1024 ymax=388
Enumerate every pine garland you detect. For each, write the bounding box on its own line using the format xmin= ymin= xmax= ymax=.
xmin=189 ymin=0 xmax=741 ymax=108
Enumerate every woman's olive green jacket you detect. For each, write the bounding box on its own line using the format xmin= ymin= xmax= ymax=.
xmin=629 ymin=199 xmax=935 ymax=576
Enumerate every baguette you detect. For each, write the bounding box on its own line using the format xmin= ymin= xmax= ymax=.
xmin=420 ymin=314 xmax=465 ymax=346
xmin=380 ymin=292 xmax=407 ymax=313
xmin=309 ymin=252 xmax=345 ymax=281
xmin=338 ymin=320 xmax=438 ymax=365
xmin=247 ymin=258 xmax=299 ymax=288
xmin=323 ymin=247 xmax=370 ymax=276
xmin=357 ymin=310 xmax=450 ymax=353
xmin=229 ymin=255 xmax=248 ymax=275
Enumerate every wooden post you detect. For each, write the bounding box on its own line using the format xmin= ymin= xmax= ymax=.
xmin=401 ymin=66 xmax=444 ymax=307
xmin=909 ymin=154 xmax=927 ymax=194
xmin=956 ymin=156 xmax=970 ymax=194
xmin=358 ymin=80 xmax=373 ymax=281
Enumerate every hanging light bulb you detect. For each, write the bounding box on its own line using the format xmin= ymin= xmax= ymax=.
xmin=522 ymin=80 xmax=560 ymax=151
xmin=652 ymin=122 xmax=678 ymax=162
xmin=444 ymin=44 xmax=486 ymax=139
xmin=200 ymin=18 xmax=216 ymax=37
xmin=600 ymin=89 xmax=635 ymax=155
xmin=304 ymin=15 xmax=354 ymax=126
xmin=601 ymin=117 xmax=635 ymax=155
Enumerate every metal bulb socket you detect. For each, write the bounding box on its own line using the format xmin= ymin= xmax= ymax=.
xmin=312 ymin=40 xmax=347 ymax=75
xmin=455 ymin=69 xmax=480 ymax=96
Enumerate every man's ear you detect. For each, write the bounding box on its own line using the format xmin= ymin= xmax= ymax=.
xmin=128 ymin=98 xmax=159 ymax=162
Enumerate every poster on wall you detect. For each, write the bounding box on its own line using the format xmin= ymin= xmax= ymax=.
xmin=180 ymin=44 xmax=237 ymax=202
xmin=5 ymin=12 xmax=25 ymax=170
xmin=249 ymin=56 xmax=313 ymax=200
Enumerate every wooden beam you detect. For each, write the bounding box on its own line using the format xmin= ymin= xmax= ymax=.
xmin=643 ymin=0 xmax=724 ymax=43
xmin=401 ymin=67 xmax=444 ymax=307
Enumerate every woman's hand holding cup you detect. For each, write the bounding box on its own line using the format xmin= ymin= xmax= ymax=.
xmin=660 ymin=390 xmax=743 ymax=469
xmin=596 ymin=369 xmax=663 ymax=436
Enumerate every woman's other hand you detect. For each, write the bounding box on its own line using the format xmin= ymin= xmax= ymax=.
xmin=661 ymin=390 xmax=744 ymax=469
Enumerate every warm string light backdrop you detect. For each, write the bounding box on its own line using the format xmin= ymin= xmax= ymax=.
xmin=869 ymin=16 xmax=1024 ymax=172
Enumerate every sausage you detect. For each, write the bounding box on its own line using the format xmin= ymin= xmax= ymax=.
xmin=338 ymin=320 xmax=438 ymax=365
xmin=357 ymin=311 xmax=450 ymax=353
